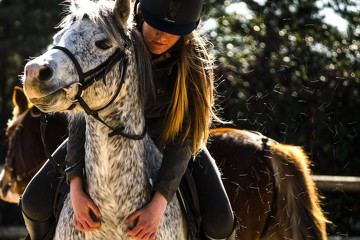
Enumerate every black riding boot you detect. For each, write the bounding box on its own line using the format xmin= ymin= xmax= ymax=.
xmin=22 ymin=211 xmax=54 ymax=240
xmin=204 ymin=216 xmax=238 ymax=240
xmin=224 ymin=216 xmax=238 ymax=240
xmin=225 ymin=226 xmax=237 ymax=240
xmin=205 ymin=226 xmax=237 ymax=240
xmin=205 ymin=227 xmax=237 ymax=240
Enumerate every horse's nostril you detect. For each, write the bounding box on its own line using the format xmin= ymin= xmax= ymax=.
xmin=38 ymin=66 xmax=53 ymax=81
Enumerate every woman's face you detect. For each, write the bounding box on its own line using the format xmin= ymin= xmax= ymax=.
xmin=142 ymin=21 xmax=181 ymax=55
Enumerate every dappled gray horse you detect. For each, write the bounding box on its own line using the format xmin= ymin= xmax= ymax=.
xmin=22 ymin=0 xmax=185 ymax=239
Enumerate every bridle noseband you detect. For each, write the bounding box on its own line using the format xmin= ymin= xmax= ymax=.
xmin=52 ymin=45 xmax=126 ymax=110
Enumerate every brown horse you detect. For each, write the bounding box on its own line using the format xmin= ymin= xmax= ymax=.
xmin=207 ymin=128 xmax=328 ymax=239
xmin=0 ymin=86 xmax=68 ymax=203
xmin=1 ymin=87 xmax=327 ymax=239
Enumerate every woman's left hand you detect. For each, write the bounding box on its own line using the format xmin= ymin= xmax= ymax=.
xmin=125 ymin=191 xmax=168 ymax=240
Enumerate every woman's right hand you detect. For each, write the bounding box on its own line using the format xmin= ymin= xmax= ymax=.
xmin=69 ymin=176 xmax=102 ymax=231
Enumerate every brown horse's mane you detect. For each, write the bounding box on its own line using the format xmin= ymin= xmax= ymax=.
xmin=6 ymin=108 xmax=30 ymax=137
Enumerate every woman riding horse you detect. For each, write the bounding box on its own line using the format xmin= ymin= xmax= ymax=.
xmin=21 ymin=0 xmax=237 ymax=239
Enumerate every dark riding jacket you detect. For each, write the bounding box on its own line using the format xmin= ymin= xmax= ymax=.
xmin=65 ymin=52 xmax=192 ymax=203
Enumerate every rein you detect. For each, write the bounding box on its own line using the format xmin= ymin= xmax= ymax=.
xmin=40 ymin=113 xmax=66 ymax=174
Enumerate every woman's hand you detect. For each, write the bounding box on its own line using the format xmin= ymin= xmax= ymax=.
xmin=69 ymin=176 xmax=102 ymax=232
xmin=125 ymin=192 xmax=168 ymax=240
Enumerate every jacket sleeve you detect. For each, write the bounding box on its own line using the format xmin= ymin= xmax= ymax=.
xmin=65 ymin=115 xmax=86 ymax=182
xmin=153 ymin=136 xmax=193 ymax=203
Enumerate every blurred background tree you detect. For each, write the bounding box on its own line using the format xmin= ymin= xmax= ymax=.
xmin=0 ymin=0 xmax=359 ymax=237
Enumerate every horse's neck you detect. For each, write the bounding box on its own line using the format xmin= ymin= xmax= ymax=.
xmin=84 ymin=69 xmax=150 ymax=173
xmin=98 ymin=56 xmax=145 ymax=134
xmin=85 ymin=84 xmax=145 ymax=152
xmin=84 ymin=113 xmax=160 ymax=204
xmin=85 ymin=117 xmax=147 ymax=168
xmin=82 ymin=53 xmax=163 ymax=199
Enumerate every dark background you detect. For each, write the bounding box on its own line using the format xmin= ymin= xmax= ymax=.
xmin=0 ymin=0 xmax=359 ymax=237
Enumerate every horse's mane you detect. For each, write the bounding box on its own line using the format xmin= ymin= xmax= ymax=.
xmin=6 ymin=109 xmax=30 ymax=137
xmin=58 ymin=0 xmax=153 ymax=108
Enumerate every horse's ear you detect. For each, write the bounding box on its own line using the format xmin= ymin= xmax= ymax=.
xmin=114 ymin=0 xmax=130 ymax=26
xmin=12 ymin=86 xmax=29 ymax=114
xmin=67 ymin=0 xmax=79 ymax=12
xmin=69 ymin=0 xmax=77 ymax=8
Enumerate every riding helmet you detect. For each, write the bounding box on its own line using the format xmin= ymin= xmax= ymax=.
xmin=138 ymin=0 xmax=204 ymax=36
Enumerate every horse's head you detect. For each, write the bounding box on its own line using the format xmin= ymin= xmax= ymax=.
xmin=0 ymin=87 xmax=67 ymax=203
xmin=1 ymin=86 xmax=40 ymax=203
xmin=22 ymin=0 xmax=133 ymax=113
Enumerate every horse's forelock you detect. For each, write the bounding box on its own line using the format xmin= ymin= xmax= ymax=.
xmin=60 ymin=1 xmax=110 ymax=27
xmin=60 ymin=0 xmax=131 ymax=48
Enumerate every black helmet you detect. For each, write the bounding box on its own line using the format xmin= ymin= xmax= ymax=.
xmin=138 ymin=0 xmax=204 ymax=36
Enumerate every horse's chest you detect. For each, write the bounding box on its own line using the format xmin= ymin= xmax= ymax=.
xmin=84 ymin=136 xmax=151 ymax=199
xmin=85 ymin=145 xmax=146 ymax=185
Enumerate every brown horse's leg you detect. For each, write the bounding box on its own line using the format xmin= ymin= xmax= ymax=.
xmin=21 ymin=211 xmax=55 ymax=240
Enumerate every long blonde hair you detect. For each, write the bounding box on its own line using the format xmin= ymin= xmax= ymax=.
xmin=134 ymin=7 xmax=220 ymax=154
xmin=161 ymin=31 xmax=219 ymax=154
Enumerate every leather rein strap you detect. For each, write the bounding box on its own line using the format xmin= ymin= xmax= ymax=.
xmin=40 ymin=113 xmax=65 ymax=174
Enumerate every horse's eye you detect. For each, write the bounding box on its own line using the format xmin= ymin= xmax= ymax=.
xmin=95 ymin=39 xmax=112 ymax=50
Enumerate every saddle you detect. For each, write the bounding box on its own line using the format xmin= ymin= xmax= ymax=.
xmin=41 ymin=169 xmax=202 ymax=240
xmin=177 ymin=169 xmax=202 ymax=239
